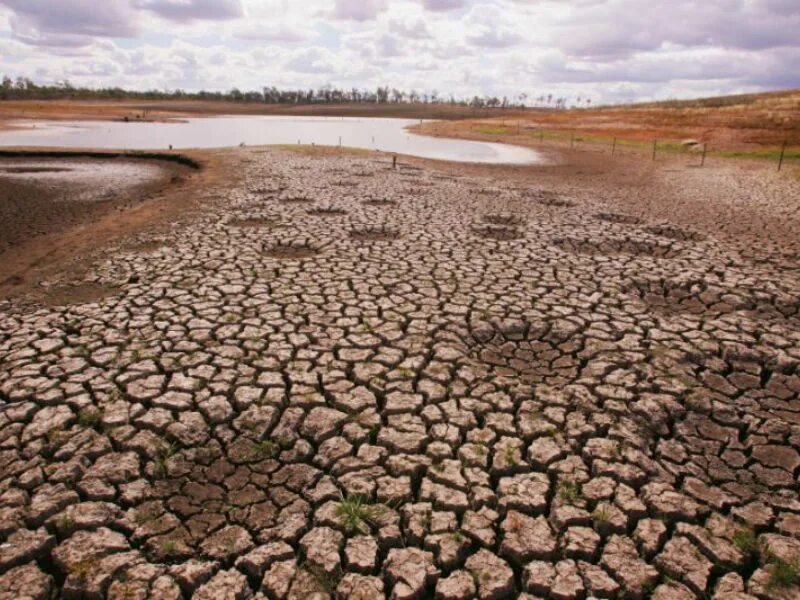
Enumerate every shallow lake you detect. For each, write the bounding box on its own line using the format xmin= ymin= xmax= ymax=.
xmin=0 ymin=116 xmax=544 ymax=165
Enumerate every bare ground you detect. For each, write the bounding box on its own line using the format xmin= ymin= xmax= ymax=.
xmin=0 ymin=143 xmax=798 ymax=599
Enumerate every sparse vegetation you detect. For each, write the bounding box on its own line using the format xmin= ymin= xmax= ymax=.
xmin=77 ymin=407 xmax=102 ymax=428
xmin=768 ymin=558 xmax=800 ymax=590
xmin=252 ymin=440 xmax=280 ymax=458
xmin=592 ymin=504 xmax=613 ymax=524
xmin=335 ymin=493 xmax=383 ymax=534
xmin=732 ymin=527 xmax=758 ymax=556
xmin=558 ymin=482 xmax=583 ymax=504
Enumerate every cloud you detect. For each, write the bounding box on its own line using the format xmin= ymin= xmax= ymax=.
xmin=0 ymin=0 xmax=138 ymax=44
xmin=235 ymin=22 xmax=318 ymax=43
xmin=134 ymin=0 xmax=244 ymax=22
xmin=332 ymin=0 xmax=388 ymax=21
xmin=422 ymin=0 xmax=469 ymax=10
xmin=284 ymin=47 xmax=336 ymax=74
xmin=0 ymin=0 xmax=798 ymax=103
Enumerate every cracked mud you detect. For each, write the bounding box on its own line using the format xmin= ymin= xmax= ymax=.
xmin=0 ymin=148 xmax=798 ymax=600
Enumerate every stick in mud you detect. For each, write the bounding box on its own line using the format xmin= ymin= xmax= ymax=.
xmin=778 ymin=138 xmax=788 ymax=171
xmin=701 ymin=143 xmax=707 ymax=167
xmin=652 ymin=139 xmax=657 ymax=161
xmin=612 ymin=137 xmax=617 ymax=156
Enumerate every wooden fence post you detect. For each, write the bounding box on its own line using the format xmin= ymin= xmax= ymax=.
xmin=778 ymin=138 xmax=788 ymax=171
xmin=612 ymin=137 xmax=616 ymax=156
xmin=701 ymin=143 xmax=707 ymax=167
xmin=652 ymin=139 xmax=657 ymax=161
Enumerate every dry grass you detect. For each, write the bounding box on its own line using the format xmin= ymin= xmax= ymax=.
xmin=415 ymin=89 xmax=800 ymax=158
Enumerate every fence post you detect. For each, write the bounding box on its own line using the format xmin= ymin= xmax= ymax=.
xmin=778 ymin=138 xmax=788 ymax=171
xmin=612 ymin=137 xmax=616 ymax=156
xmin=571 ymin=132 xmax=575 ymax=149
xmin=652 ymin=139 xmax=657 ymax=161
xmin=701 ymin=143 xmax=707 ymax=167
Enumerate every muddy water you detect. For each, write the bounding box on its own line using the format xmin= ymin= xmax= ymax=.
xmin=0 ymin=116 xmax=544 ymax=165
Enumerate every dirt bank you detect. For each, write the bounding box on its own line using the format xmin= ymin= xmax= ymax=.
xmin=0 ymin=149 xmax=230 ymax=302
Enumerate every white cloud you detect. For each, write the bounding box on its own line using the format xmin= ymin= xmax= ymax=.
xmin=0 ymin=0 xmax=797 ymax=103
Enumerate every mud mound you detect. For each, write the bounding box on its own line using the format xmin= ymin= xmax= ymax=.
xmin=472 ymin=225 xmax=523 ymax=241
xmin=483 ymin=213 xmax=522 ymax=226
xmin=228 ymin=217 xmax=279 ymax=228
xmin=553 ymin=236 xmax=681 ymax=258
xmin=628 ymin=278 xmax=800 ymax=319
xmin=363 ymin=198 xmax=397 ymax=207
xmin=350 ymin=225 xmax=399 ymax=241
xmin=523 ymin=190 xmax=574 ymax=207
xmin=596 ymin=212 xmax=642 ymax=225
xmin=279 ymin=196 xmax=313 ymax=204
xmin=643 ymin=224 xmax=706 ymax=242
xmin=467 ymin=319 xmax=584 ymax=385
xmin=308 ymin=206 xmax=347 ymax=216
xmin=264 ymin=242 xmax=319 ymax=258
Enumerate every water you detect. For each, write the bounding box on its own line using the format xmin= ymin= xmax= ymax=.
xmin=0 ymin=116 xmax=544 ymax=165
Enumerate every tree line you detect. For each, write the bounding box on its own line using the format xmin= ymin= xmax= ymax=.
xmin=0 ymin=76 xmax=585 ymax=109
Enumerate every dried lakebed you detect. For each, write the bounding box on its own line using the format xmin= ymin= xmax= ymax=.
xmin=0 ymin=149 xmax=799 ymax=599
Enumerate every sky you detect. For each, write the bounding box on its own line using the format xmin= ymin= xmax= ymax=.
xmin=0 ymin=0 xmax=798 ymax=105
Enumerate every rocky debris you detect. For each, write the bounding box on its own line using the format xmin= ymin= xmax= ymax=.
xmin=1 ymin=149 xmax=800 ymax=600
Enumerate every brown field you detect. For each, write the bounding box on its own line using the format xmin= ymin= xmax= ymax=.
xmin=414 ymin=89 xmax=800 ymax=159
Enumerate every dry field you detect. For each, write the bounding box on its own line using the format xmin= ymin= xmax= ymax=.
xmin=415 ymin=89 xmax=800 ymax=155
xmin=0 ymin=138 xmax=798 ymax=599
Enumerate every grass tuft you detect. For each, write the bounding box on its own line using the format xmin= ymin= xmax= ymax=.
xmin=335 ymin=493 xmax=382 ymax=534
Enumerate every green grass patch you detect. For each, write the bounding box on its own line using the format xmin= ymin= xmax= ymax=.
xmin=273 ymin=144 xmax=375 ymax=157
xmin=335 ymin=493 xmax=383 ymax=534
xmin=473 ymin=126 xmax=512 ymax=135
xmin=768 ymin=558 xmax=800 ymax=589
xmin=715 ymin=147 xmax=800 ymax=161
